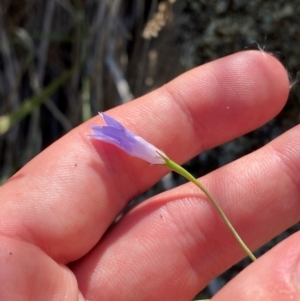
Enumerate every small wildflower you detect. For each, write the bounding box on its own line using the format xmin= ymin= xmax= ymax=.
xmin=88 ymin=112 xmax=256 ymax=262
xmin=89 ymin=112 xmax=167 ymax=164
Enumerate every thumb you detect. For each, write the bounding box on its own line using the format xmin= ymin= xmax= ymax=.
xmin=213 ymin=232 xmax=300 ymax=300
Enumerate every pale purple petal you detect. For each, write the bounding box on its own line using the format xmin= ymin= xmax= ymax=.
xmin=100 ymin=112 xmax=125 ymax=130
xmin=89 ymin=113 xmax=167 ymax=164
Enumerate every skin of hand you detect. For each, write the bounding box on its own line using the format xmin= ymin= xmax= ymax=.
xmin=0 ymin=50 xmax=299 ymax=301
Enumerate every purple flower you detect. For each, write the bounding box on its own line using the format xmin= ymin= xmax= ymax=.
xmin=89 ymin=112 xmax=167 ymax=164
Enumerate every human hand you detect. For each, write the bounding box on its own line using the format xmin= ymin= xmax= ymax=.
xmin=1 ymin=51 xmax=299 ymax=301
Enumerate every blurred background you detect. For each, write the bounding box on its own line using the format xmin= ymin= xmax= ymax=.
xmin=0 ymin=0 xmax=300 ymax=299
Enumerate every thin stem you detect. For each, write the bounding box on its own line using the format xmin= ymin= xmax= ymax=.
xmin=164 ymin=157 xmax=256 ymax=262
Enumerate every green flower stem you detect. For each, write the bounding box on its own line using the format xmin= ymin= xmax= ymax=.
xmin=163 ymin=156 xmax=256 ymax=262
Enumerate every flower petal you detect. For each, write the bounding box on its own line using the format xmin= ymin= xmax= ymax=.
xmin=100 ymin=112 xmax=125 ymax=130
xmin=90 ymin=126 xmax=135 ymax=150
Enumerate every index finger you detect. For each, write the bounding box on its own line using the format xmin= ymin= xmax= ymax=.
xmin=0 ymin=51 xmax=289 ymax=263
